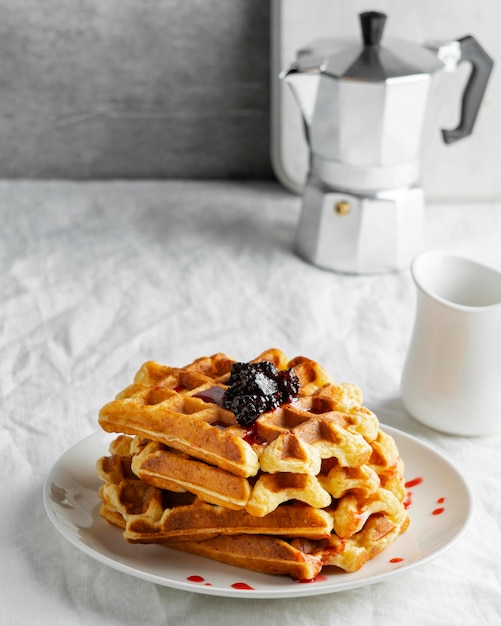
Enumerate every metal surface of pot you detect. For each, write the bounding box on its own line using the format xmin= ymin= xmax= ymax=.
xmin=282 ymin=11 xmax=493 ymax=274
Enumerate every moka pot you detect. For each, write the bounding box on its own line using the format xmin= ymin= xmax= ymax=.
xmin=282 ymin=11 xmax=493 ymax=274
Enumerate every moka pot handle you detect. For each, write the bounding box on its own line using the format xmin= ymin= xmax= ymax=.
xmin=442 ymin=35 xmax=494 ymax=144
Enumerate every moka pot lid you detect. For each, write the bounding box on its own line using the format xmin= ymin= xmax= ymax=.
xmin=292 ymin=11 xmax=444 ymax=82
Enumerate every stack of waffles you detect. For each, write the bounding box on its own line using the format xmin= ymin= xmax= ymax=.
xmin=96 ymin=349 xmax=410 ymax=580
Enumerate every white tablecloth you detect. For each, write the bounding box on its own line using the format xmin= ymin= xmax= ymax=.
xmin=1 ymin=180 xmax=500 ymax=626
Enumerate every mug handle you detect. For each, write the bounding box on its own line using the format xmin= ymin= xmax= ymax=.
xmin=442 ymin=35 xmax=494 ymax=144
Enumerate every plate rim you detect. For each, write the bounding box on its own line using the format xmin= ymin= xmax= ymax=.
xmin=43 ymin=425 xmax=474 ymax=599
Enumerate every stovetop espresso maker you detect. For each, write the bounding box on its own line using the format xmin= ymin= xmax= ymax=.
xmin=282 ymin=11 xmax=493 ymax=274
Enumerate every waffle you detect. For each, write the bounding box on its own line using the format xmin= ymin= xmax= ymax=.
xmin=100 ymin=480 xmax=335 ymax=543
xmin=253 ymin=393 xmax=378 ymax=475
xmin=291 ymin=510 xmax=410 ymax=572
xmin=98 ymin=362 xmax=258 ymax=478
xmin=171 ymin=534 xmax=324 ymax=580
xmin=96 ymin=349 xmax=410 ymax=579
xmin=98 ymin=349 xmax=333 ymax=479
xmin=130 ymin=438 xmax=252 ymax=509
xmin=97 ymin=438 xmax=407 ymax=577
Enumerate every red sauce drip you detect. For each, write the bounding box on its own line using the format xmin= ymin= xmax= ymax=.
xmin=187 ymin=575 xmax=205 ymax=583
xmin=193 ymin=386 xmax=225 ymax=406
xmin=297 ymin=574 xmax=328 ymax=584
xmin=404 ymin=492 xmax=413 ymax=509
xmin=389 ymin=557 xmax=404 ymax=564
xmin=437 ymin=497 xmax=445 ymax=504
xmin=432 ymin=507 xmax=445 ymax=516
xmin=405 ymin=476 xmax=423 ymax=489
xmin=231 ymin=582 xmax=254 ymax=590
xmin=243 ymin=425 xmax=267 ymax=446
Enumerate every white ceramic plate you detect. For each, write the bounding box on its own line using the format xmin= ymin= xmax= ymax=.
xmin=43 ymin=426 xmax=473 ymax=598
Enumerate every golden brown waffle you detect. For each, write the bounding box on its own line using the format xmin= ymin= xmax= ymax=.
xmin=130 ymin=438 xmax=252 ymax=509
xmin=98 ymin=349 xmax=333 ymax=479
xmin=100 ymin=478 xmax=335 ymax=543
xmin=253 ymin=396 xmax=378 ymax=475
xmin=168 ymin=534 xmax=324 ymax=580
xmin=98 ymin=481 xmax=325 ymax=580
xmin=97 ymin=434 xmax=409 ymax=576
xmin=291 ymin=510 xmax=410 ymax=572
xmin=98 ymin=361 xmax=258 ymax=478
xmin=96 ymin=349 xmax=410 ymax=579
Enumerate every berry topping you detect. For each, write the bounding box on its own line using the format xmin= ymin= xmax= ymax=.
xmin=222 ymin=360 xmax=300 ymax=426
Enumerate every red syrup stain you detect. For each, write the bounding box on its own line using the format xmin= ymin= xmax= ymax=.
xmin=193 ymin=386 xmax=225 ymax=406
xmin=231 ymin=582 xmax=254 ymax=590
xmin=389 ymin=558 xmax=404 ymax=564
xmin=404 ymin=476 xmax=423 ymax=509
xmin=297 ymin=574 xmax=328 ymax=584
xmin=187 ymin=575 xmax=205 ymax=583
xmin=432 ymin=496 xmax=446 ymax=515
xmin=243 ymin=425 xmax=267 ymax=446
xmin=403 ymin=492 xmax=413 ymax=509
xmin=405 ymin=476 xmax=423 ymax=489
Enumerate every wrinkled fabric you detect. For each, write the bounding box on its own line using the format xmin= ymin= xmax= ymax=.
xmin=1 ymin=180 xmax=500 ymax=626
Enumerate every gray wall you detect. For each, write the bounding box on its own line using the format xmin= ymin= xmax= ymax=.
xmin=274 ymin=0 xmax=501 ymax=202
xmin=0 ymin=1 xmax=273 ymax=179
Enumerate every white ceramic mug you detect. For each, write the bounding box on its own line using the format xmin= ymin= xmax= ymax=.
xmin=401 ymin=249 xmax=501 ymax=436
